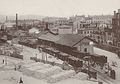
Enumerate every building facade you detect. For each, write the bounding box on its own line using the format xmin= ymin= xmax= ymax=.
xmin=112 ymin=9 xmax=120 ymax=46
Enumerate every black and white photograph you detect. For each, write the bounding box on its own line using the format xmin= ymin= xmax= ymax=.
xmin=0 ymin=0 xmax=120 ymax=84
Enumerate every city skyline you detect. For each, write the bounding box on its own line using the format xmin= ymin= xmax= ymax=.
xmin=0 ymin=0 xmax=120 ymax=17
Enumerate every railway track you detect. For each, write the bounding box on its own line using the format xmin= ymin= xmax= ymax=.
xmin=90 ymin=66 xmax=119 ymax=84
xmin=13 ymin=44 xmax=120 ymax=84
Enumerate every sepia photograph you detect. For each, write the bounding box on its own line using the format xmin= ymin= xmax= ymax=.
xmin=0 ymin=0 xmax=120 ymax=84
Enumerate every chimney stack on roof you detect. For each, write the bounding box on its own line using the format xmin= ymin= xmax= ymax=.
xmin=114 ymin=11 xmax=116 ymax=15
xmin=118 ymin=9 xmax=120 ymax=13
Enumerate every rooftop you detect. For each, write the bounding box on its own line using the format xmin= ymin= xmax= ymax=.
xmin=38 ymin=31 xmax=97 ymax=47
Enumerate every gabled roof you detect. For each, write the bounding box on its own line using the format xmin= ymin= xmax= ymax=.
xmin=55 ymin=34 xmax=85 ymax=47
xmin=56 ymin=34 xmax=97 ymax=47
xmin=38 ymin=32 xmax=60 ymax=42
xmin=29 ymin=27 xmax=40 ymax=34
xmin=37 ymin=31 xmax=97 ymax=47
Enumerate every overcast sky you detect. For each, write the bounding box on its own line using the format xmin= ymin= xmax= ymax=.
xmin=0 ymin=0 xmax=120 ymax=17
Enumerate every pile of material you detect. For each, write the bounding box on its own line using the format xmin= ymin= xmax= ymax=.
xmin=25 ymin=64 xmax=51 ymax=76
xmin=47 ymin=70 xmax=76 ymax=83
xmin=72 ymin=72 xmax=89 ymax=80
xmin=21 ymin=62 xmax=43 ymax=71
xmin=21 ymin=62 xmax=44 ymax=74
xmin=33 ymin=66 xmax=63 ymax=79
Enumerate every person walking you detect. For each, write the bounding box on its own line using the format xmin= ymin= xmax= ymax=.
xmin=19 ymin=77 xmax=23 ymax=84
xmin=110 ymin=69 xmax=116 ymax=79
xmin=2 ymin=59 xmax=4 ymax=64
xmin=14 ymin=65 xmax=17 ymax=71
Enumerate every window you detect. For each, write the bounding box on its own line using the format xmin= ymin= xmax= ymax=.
xmin=118 ymin=14 xmax=120 ymax=19
xmin=84 ymin=31 xmax=86 ymax=34
xmin=84 ymin=48 xmax=87 ymax=52
xmin=97 ymin=36 xmax=100 ymax=39
xmin=87 ymin=31 xmax=89 ymax=34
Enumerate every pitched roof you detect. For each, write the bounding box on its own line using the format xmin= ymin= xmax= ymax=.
xmin=56 ymin=34 xmax=97 ymax=47
xmin=55 ymin=34 xmax=86 ymax=47
xmin=38 ymin=32 xmax=60 ymax=42
xmin=38 ymin=31 xmax=97 ymax=47
xmin=29 ymin=27 xmax=40 ymax=34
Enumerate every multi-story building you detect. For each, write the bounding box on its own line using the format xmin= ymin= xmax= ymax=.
xmin=77 ymin=28 xmax=97 ymax=36
xmin=50 ymin=25 xmax=73 ymax=34
xmin=92 ymin=30 xmax=106 ymax=44
xmin=89 ymin=15 xmax=113 ymax=24
xmin=69 ymin=15 xmax=85 ymax=22
xmin=104 ymin=28 xmax=114 ymax=45
xmin=3 ymin=21 xmax=16 ymax=30
xmin=73 ymin=17 xmax=90 ymax=34
xmin=71 ymin=14 xmax=113 ymax=44
xmin=112 ymin=9 xmax=120 ymax=46
xmin=54 ymin=18 xmax=69 ymax=26
xmin=58 ymin=25 xmax=73 ymax=34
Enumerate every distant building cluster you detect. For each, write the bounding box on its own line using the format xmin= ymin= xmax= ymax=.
xmin=0 ymin=9 xmax=120 ymax=47
xmin=41 ymin=14 xmax=113 ymax=45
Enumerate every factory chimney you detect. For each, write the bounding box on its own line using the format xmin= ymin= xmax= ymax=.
xmin=16 ymin=13 xmax=18 ymax=30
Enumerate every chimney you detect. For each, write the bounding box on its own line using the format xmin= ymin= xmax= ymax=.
xmin=118 ymin=9 xmax=120 ymax=13
xmin=45 ymin=22 xmax=49 ymax=30
xmin=16 ymin=13 xmax=18 ymax=30
xmin=114 ymin=11 xmax=116 ymax=15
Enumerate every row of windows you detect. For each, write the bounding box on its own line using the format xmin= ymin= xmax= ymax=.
xmin=112 ymin=20 xmax=120 ymax=26
xmin=78 ymin=30 xmax=93 ymax=34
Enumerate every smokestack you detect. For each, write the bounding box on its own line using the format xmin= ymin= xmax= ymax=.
xmin=118 ymin=9 xmax=120 ymax=13
xmin=114 ymin=11 xmax=116 ymax=15
xmin=45 ymin=22 xmax=49 ymax=30
xmin=16 ymin=13 xmax=18 ymax=29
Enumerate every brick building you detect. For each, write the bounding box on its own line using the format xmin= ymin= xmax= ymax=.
xmin=112 ymin=9 xmax=120 ymax=46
